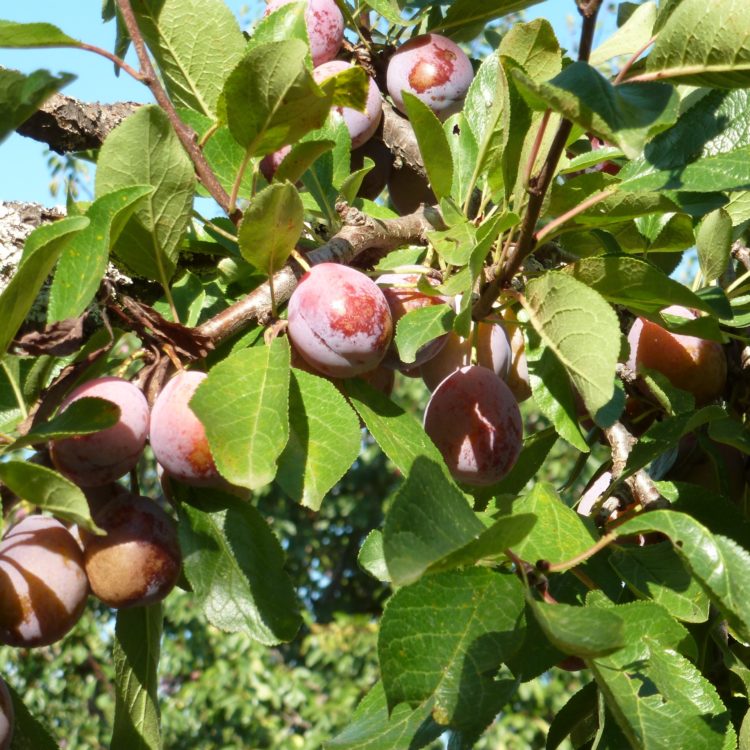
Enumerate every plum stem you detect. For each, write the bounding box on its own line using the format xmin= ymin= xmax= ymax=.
xmin=545 ymin=531 xmax=618 ymax=573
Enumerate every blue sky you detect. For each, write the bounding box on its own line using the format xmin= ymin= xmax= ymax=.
xmin=0 ymin=0 xmax=610 ymax=204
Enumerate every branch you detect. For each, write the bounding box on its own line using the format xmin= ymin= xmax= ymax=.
xmin=472 ymin=0 xmax=605 ymax=320
xmin=603 ymin=421 xmax=663 ymax=510
xmin=114 ymin=0 xmax=240 ymax=222
xmin=16 ymin=93 xmax=140 ymax=154
xmin=0 ymin=201 xmax=64 ymax=293
xmin=196 ymin=204 xmax=438 ymax=345
xmin=732 ymin=240 xmax=750 ymax=272
xmin=380 ymin=101 xmax=426 ymax=177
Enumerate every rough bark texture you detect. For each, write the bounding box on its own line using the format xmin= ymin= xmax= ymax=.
xmin=17 ymin=94 xmax=140 ymax=154
xmin=0 ymin=201 xmax=64 ymax=293
xmin=380 ymin=101 xmax=426 ymax=178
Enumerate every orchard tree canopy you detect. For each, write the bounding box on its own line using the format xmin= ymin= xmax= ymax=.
xmin=1 ymin=0 xmax=750 ymax=748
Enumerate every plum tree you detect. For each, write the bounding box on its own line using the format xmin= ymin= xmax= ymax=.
xmin=287 ymin=263 xmax=393 ymax=377
xmin=81 ymin=492 xmax=181 ymax=609
xmin=423 ymin=366 xmax=523 ymax=486
xmin=313 ymin=61 xmax=382 ymax=148
xmin=0 ymin=676 xmax=11 ymax=750
xmin=265 ymin=0 xmax=343 ymax=66
xmin=150 ymin=370 xmax=221 ymax=487
xmin=49 ymin=377 xmax=149 ymax=487
xmin=627 ymin=305 xmax=727 ymax=405
xmin=421 ymin=321 xmax=511 ymax=391
xmin=386 ymin=33 xmax=474 ymax=120
xmin=376 ymin=273 xmax=447 ymax=370
xmin=0 ymin=516 xmax=89 ymax=647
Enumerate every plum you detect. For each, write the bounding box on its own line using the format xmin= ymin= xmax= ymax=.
xmin=0 ymin=516 xmax=89 ymax=647
xmin=287 ymin=263 xmax=393 ymax=377
xmin=81 ymin=493 xmax=181 ymax=609
xmin=313 ymin=61 xmax=383 ymax=148
xmin=502 ymin=309 xmax=532 ymax=403
xmin=0 ymin=677 xmax=11 ymax=750
xmin=387 ymin=162 xmax=436 ymax=215
xmin=423 ymin=365 xmax=523 ymax=486
xmin=627 ymin=305 xmax=726 ymax=405
xmin=265 ymin=0 xmax=344 ymax=66
xmin=421 ymin=321 xmax=512 ymax=391
xmin=49 ymin=377 xmax=149 ymax=488
xmin=351 ymin=137 xmax=393 ymax=200
xmin=387 ymin=33 xmax=474 ymax=120
xmin=150 ymin=370 xmax=222 ymax=487
xmin=376 ymin=273 xmax=448 ymax=371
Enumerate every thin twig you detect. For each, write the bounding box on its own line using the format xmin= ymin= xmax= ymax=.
xmin=78 ymin=42 xmax=145 ymax=81
xmin=534 ymin=188 xmax=616 ymax=244
xmin=472 ymin=0 xmax=605 ymax=320
xmin=613 ymin=35 xmax=658 ymax=85
xmin=114 ymin=0 xmax=240 ymax=224
xmin=545 ymin=531 xmax=617 ymax=573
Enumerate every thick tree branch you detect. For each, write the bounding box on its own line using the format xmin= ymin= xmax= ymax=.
xmin=196 ymin=204 xmax=438 ymax=345
xmin=17 ymin=93 xmax=140 ymax=154
xmin=380 ymin=101 xmax=426 ymax=177
xmin=472 ymin=0 xmax=605 ymax=320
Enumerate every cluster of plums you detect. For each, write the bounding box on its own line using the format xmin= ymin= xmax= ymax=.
xmin=0 ymin=366 xmax=233 ymax=657
xmin=261 ymin=0 xmax=475 ymax=210
xmin=287 ymin=262 xmax=530 ymax=486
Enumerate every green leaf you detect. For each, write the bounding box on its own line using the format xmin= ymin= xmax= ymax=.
xmin=48 ymin=186 xmax=153 ymax=322
xmin=325 ymin=682 xmax=442 ymax=750
xmin=111 ymin=605 xmax=162 ymax=750
xmin=545 ymin=682 xmax=598 ymax=750
xmin=191 ymin=338 xmax=290 ymax=490
xmin=431 ymin=0 xmax=545 ymax=41
xmin=491 ymin=427 xmax=558 ymax=496
xmin=522 ymin=271 xmax=620 ymax=423
xmin=0 ymin=20 xmax=80 ymax=47
xmin=709 ymin=416 xmax=750 ymax=454
xmin=0 ymin=68 xmax=75 ymax=144
xmin=464 ymin=52 xmax=510 ymax=195
xmin=697 ymin=208 xmax=733 ymax=282
xmin=379 ymin=569 xmax=523 ymax=737
xmin=95 ymin=106 xmax=194 ymax=286
xmin=178 ymin=109 xmax=256 ymax=197
xmin=566 ymin=256 xmax=714 ymax=316
xmin=358 ymin=530 xmax=390 ymax=583
xmin=644 ymin=0 xmax=750 ymax=88
xmin=444 ymin=113 xmax=479 ymax=208
xmin=383 ymin=456 xmax=534 ymax=585
xmin=610 ymin=542 xmax=710 ymax=623
xmin=0 ymin=461 xmax=99 ymax=531
xmin=0 ymin=215 xmax=88 ymax=356
xmin=528 ymin=598 xmax=624 ymax=658
xmin=251 ymin=0 xmax=309 ymax=50
xmin=276 ymin=369 xmax=361 ymax=511
xmin=5 ymin=681 xmax=59 ymax=750
xmin=394 ymin=303 xmax=454 ymax=366
xmin=219 ymin=40 xmax=330 ymax=157
xmin=11 ymin=397 xmax=119 ymax=449
xmin=615 ymin=511 xmax=750 ymax=642
xmin=507 ymin=483 xmax=597 ymax=564
xmin=238 ymin=182 xmax=304 ymax=277
xmin=513 ymin=62 xmax=678 ymax=159
xmin=401 ymin=92 xmax=452 ymax=201
xmin=525 ymin=327 xmax=588 ymax=453
xmin=427 ymin=220 xmax=477 ymax=266
xmin=274 ymin=139 xmax=336 ymax=185
xmin=178 ymin=494 xmax=302 ymax=645
xmin=344 ymin=378 xmax=453 ymax=480
xmin=131 ymin=0 xmax=246 ymax=115
xmin=499 ymin=19 xmax=562 ymax=83
xmin=590 ymin=1 xmax=657 ymax=67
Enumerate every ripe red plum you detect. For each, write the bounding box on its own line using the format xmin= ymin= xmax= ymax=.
xmin=260 ymin=144 xmax=292 ymax=182
xmin=423 ymin=366 xmax=523 ymax=486
xmin=376 ymin=273 xmax=447 ymax=370
xmin=627 ymin=305 xmax=726 ymax=405
xmin=387 ymin=33 xmax=473 ymax=120
xmin=287 ymin=263 xmax=393 ymax=377
xmin=0 ymin=516 xmax=89 ymax=647
xmin=49 ymin=377 xmax=149 ymax=488
xmin=81 ymin=493 xmax=181 ymax=609
xmin=313 ymin=61 xmax=382 ymax=148
xmin=150 ymin=371 xmax=222 ymax=487
xmin=266 ymin=0 xmax=344 ymax=66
